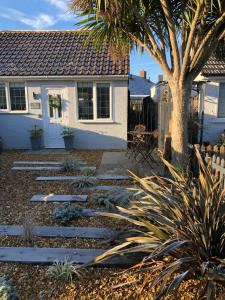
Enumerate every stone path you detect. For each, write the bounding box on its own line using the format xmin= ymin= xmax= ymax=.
xmin=13 ymin=161 xmax=87 ymax=166
xmin=25 ymin=149 xmax=71 ymax=155
xmin=0 ymin=225 xmax=115 ymax=239
xmin=36 ymin=175 xmax=130 ymax=181
xmin=85 ymin=185 xmax=132 ymax=191
xmin=97 ymin=152 xmax=131 ymax=176
xmin=12 ymin=166 xmax=96 ymax=171
xmin=31 ymin=194 xmax=88 ymax=202
xmin=0 ymin=152 xmax=137 ymax=267
xmin=0 ymin=247 xmax=136 ymax=266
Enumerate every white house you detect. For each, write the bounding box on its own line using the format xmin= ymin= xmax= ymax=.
xmin=0 ymin=30 xmax=129 ymax=149
xmin=197 ymin=44 xmax=225 ymax=144
xmin=152 ymin=42 xmax=225 ymax=146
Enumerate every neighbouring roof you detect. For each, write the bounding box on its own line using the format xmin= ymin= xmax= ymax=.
xmin=202 ymin=40 xmax=225 ymax=76
xmin=129 ymin=74 xmax=154 ymax=97
xmin=0 ymin=30 xmax=129 ymax=77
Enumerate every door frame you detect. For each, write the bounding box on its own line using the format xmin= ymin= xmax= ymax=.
xmin=41 ymin=85 xmax=68 ymax=148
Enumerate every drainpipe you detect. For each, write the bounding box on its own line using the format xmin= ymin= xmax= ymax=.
xmin=198 ymin=82 xmax=206 ymax=145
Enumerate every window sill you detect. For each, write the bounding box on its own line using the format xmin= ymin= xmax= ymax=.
xmin=209 ymin=118 xmax=225 ymax=123
xmin=78 ymin=119 xmax=115 ymax=124
xmin=0 ymin=111 xmax=29 ymax=114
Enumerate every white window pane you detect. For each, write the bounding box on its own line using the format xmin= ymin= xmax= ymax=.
xmin=218 ymin=83 xmax=225 ymax=118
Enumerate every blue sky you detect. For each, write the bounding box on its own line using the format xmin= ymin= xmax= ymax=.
xmin=0 ymin=0 xmax=162 ymax=82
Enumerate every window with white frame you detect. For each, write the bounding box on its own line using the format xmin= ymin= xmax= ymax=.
xmin=9 ymin=82 xmax=26 ymax=111
xmin=97 ymin=83 xmax=110 ymax=119
xmin=0 ymin=83 xmax=7 ymax=110
xmin=218 ymin=83 xmax=225 ymax=118
xmin=78 ymin=82 xmax=93 ymax=120
xmin=0 ymin=82 xmax=27 ymax=112
xmin=77 ymin=82 xmax=111 ymax=121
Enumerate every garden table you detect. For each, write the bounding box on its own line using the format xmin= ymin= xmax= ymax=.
xmin=127 ymin=130 xmax=158 ymax=167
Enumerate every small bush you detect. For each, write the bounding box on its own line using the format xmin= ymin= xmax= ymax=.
xmin=62 ymin=159 xmax=80 ymax=172
xmin=52 ymin=203 xmax=83 ymax=225
xmin=81 ymin=168 xmax=96 ymax=176
xmin=46 ymin=258 xmax=82 ymax=282
xmin=0 ymin=276 xmax=19 ymax=300
xmin=70 ymin=176 xmax=97 ymax=189
xmin=92 ymin=189 xmax=132 ymax=210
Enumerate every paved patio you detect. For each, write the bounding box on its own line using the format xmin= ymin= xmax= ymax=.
xmin=97 ymin=151 xmax=163 ymax=177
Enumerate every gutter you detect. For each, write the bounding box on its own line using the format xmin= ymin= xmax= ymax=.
xmin=0 ymin=75 xmax=129 ymax=81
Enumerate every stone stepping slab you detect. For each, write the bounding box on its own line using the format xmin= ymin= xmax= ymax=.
xmin=0 ymin=225 xmax=115 ymax=239
xmin=13 ymin=161 xmax=87 ymax=166
xmin=0 ymin=247 xmax=136 ymax=266
xmin=12 ymin=166 xmax=96 ymax=171
xmin=36 ymin=175 xmax=130 ymax=181
xmin=31 ymin=194 xmax=88 ymax=202
xmin=86 ymin=185 xmax=131 ymax=191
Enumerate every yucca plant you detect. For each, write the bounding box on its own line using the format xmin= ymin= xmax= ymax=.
xmin=46 ymin=258 xmax=82 ymax=282
xmin=61 ymin=158 xmax=80 ymax=172
xmin=70 ymin=176 xmax=97 ymax=189
xmin=95 ymin=149 xmax=225 ymax=299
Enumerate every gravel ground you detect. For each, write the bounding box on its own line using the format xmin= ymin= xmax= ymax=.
xmin=1 ymin=150 xmax=222 ymax=299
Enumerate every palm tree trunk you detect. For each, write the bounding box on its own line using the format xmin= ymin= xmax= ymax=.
xmin=169 ymin=81 xmax=192 ymax=166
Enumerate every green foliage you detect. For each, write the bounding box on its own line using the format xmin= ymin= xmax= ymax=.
xmin=48 ymin=95 xmax=61 ymax=108
xmin=92 ymin=189 xmax=132 ymax=210
xmin=70 ymin=176 xmax=97 ymax=189
xmin=52 ymin=203 xmax=83 ymax=225
xmin=46 ymin=258 xmax=82 ymax=282
xmin=62 ymin=159 xmax=80 ymax=172
xmin=95 ymin=149 xmax=225 ymax=299
xmin=29 ymin=125 xmax=43 ymax=137
xmin=0 ymin=276 xmax=19 ymax=300
xmin=80 ymin=168 xmax=96 ymax=176
xmin=61 ymin=127 xmax=74 ymax=137
xmin=70 ymin=0 xmax=224 ymax=62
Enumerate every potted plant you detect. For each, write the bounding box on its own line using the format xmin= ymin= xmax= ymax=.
xmin=0 ymin=137 xmax=3 ymax=154
xmin=29 ymin=125 xmax=43 ymax=151
xmin=61 ymin=127 xmax=74 ymax=150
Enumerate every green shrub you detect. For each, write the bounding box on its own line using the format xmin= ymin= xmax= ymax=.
xmin=0 ymin=276 xmax=19 ymax=300
xmin=62 ymin=159 xmax=80 ymax=172
xmin=29 ymin=125 xmax=43 ymax=137
xmin=46 ymin=258 xmax=82 ymax=282
xmin=92 ymin=189 xmax=132 ymax=210
xmin=81 ymin=168 xmax=96 ymax=176
xmin=52 ymin=203 xmax=83 ymax=225
xmin=70 ymin=176 xmax=97 ymax=189
xmin=95 ymin=149 xmax=225 ymax=299
xmin=61 ymin=127 xmax=74 ymax=137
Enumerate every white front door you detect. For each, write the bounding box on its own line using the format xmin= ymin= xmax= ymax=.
xmin=42 ymin=87 xmax=68 ymax=148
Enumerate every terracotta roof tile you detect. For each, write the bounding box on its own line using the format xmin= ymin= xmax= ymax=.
xmin=0 ymin=30 xmax=129 ymax=77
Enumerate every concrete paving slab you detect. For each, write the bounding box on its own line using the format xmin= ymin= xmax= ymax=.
xmin=31 ymin=194 xmax=88 ymax=202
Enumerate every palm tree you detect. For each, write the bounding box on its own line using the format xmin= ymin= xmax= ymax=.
xmin=70 ymin=0 xmax=225 ymax=164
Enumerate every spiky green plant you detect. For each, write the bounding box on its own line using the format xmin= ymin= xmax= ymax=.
xmin=95 ymin=149 xmax=225 ymax=299
xmin=70 ymin=176 xmax=97 ymax=189
xmin=81 ymin=168 xmax=96 ymax=176
xmin=0 ymin=276 xmax=19 ymax=300
xmin=62 ymin=158 xmax=80 ymax=172
xmin=92 ymin=189 xmax=133 ymax=210
xmin=46 ymin=258 xmax=82 ymax=282
xmin=52 ymin=203 xmax=83 ymax=225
